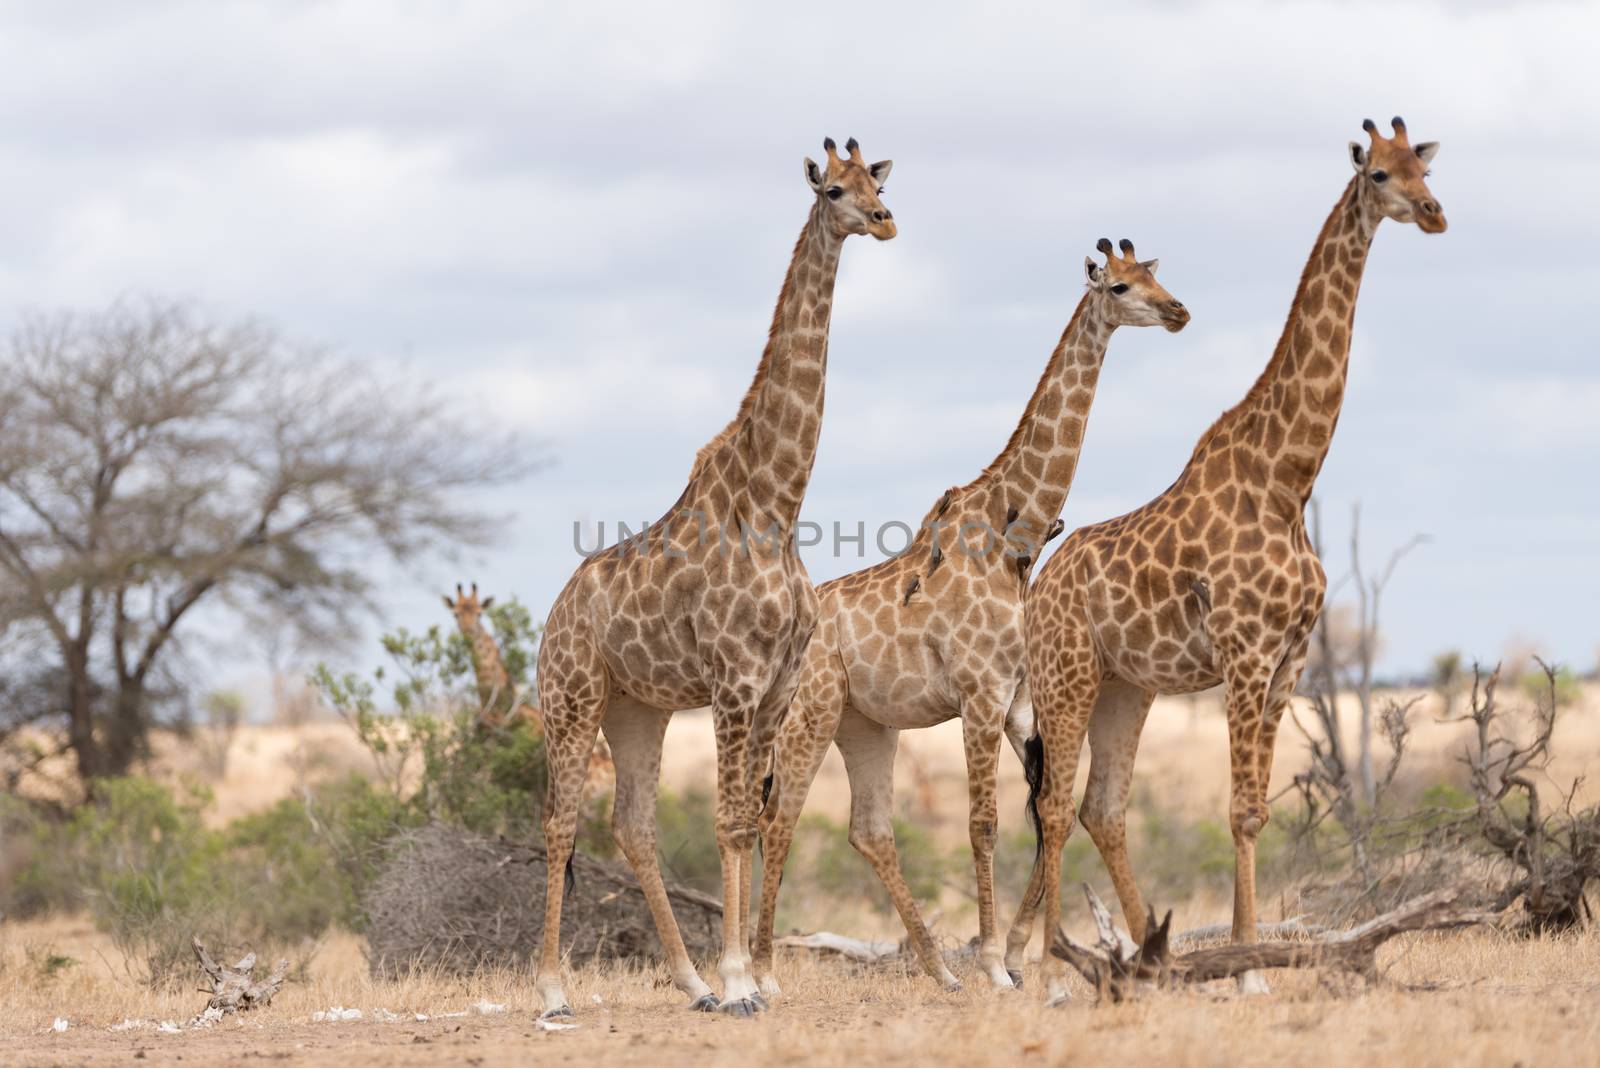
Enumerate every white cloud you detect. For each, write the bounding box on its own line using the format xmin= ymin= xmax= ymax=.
xmin=1 ymin=0 xmax=1596 ymax=673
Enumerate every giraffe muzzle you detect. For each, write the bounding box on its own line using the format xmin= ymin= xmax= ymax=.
xmin=1162 ymin=301 xmax=1191 ymax=332
xmin=1416 ymin=199 xmax=1447 ymax=234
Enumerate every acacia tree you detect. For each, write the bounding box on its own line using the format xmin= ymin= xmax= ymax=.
xmin=0 ymin=300 xmax=531 ymax=791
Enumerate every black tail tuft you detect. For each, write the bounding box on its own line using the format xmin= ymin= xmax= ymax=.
xmin=564 ymin=851 xmax=576 ymax=897
xmin=1023 ymin=732 xmax=1045 ymax=864
xmin=1022 ymin=731 xmax=1047 ymax=909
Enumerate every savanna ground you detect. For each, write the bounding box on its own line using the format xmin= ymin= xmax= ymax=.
xmin=4 ymin=684 xmax=1598 ymax=1067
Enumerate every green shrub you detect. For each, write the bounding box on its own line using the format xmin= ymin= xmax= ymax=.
xmin=1520 ymin=664 xmax=1582 ymax=708
xmin=798 ymin=814 xmax=952 ymax=906
xmin=313 ymin=600 xmax=616 ymax=851
xmin=655 ymin=787 xmax=720 ymax=894
xmin=8 ymin=777 xmax=353 ymax=987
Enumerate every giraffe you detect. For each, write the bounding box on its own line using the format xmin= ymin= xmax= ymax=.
xmin=751 ymin=239 xmax=1190 ymax=997
xmin=1004 ymin=118 xmax=1445 ymax=1005
xmin=533 ymin=137 xmax=895 ymax=1019
xmin=442 ymin=582 xmax=527 ymax=730
xmin=443 ymin=582 xmax=616 ymax=793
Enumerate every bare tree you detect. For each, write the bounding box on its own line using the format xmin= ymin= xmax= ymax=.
xmin=1300 ymin=500 xmax=1426 ymax=807
xmin=0 ymin=299 xmax=534 ymax=791
xmin=1448 ymin=660 xmax=1598 ymax=931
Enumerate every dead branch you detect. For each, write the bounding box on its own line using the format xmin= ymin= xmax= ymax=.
xmin=1050 ymin=884 xmax=1497 ymax=1004
xmin=773 ymin=932 xmax=902 ymax=963
xmin=1170 ymin=917 xmax=1327 ymax=947
xmin=190 ymin=937 xmax=288 ymax=1024
xmin=1448 ymin=661 xmax=1599 ymax=931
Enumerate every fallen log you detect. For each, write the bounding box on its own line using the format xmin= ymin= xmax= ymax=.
xmin=774 ymin=931 xmax=902 ymax=963
xmin=1051 ymin=884 xmax=1499 ymax=1003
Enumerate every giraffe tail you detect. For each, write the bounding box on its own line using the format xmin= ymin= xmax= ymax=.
xmin=1022 ymin=731 xmax=1046 ymax=869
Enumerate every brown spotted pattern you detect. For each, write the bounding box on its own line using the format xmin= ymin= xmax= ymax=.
xmin=1005 ymin=119 xmax=1445 ymax=1005
xmin=751 ymin=242 xmax=1189 ymax=996
xmin=532 ymin=138 xmax=895 ymax=1019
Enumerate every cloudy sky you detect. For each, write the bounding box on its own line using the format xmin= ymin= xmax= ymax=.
xmin=3 ymin=1 xmax=1596 ymax=682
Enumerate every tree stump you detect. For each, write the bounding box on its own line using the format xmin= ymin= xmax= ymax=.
xmin=191 ymin=938 xmax=288 ymax=1024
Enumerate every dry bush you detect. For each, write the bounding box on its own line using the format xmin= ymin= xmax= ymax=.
xmin=364 ymin=824 xmax=722 ymax=979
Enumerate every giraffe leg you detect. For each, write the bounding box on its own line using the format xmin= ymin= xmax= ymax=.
xmin=836 ymin=708 xmax=961 ymax=991
xmin=752 ymin=670 xmax=844 ymax=998
xmin=1078 ymin=676 xmax=1156 ymax=942
xmin=1003 ymin=620 xmax=1099 ymax=1005
xmin=533 ymin=644 xmax=607 ymax=1019
xmin=1220 ymin=655 xmax=1277 ymax=996
xmin=960 ymin=696 xmax=1015 ymax=990
xmin=601 ymin=695 xmax=717 ymax=1009
xmin=708 ymin=678 xmax=766 ymax=1017
xmin=1232 ymin=633 xmax=1310 ymax=995
xmin=738 ymin=665 xmax=804 ymax=1011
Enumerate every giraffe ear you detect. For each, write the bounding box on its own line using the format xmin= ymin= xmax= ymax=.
xmin=480 ymin=596 xmax=494 ymax=610
xmin=1349 ymin=141 xmax=1368 ymax=172
xmin=441 ymin=595 xmax=455 ymax=611
xmin=868 ymin=159 xmax=893 ymax=185
xmin=1414 ymin=141 xmax=1440 ymax=165
xmin=1140 ymin=258 xmax=1159 ymax=275
xmin=1084 ymin=257 xmax=1104 ymax=285
xmin=804 ymin=156 xmax=825 ymax=192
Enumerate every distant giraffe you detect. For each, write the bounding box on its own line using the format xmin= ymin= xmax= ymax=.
xmin=442 ymin=582 xmax=613 ymax=795
xmin=442 ymin=582 xmax=529 ymax=730
xmin=1006 ymin=118 xmax=1445 ymax=1005
xmin=752 ymin=240 xmax=1189 ymax=996
xmin=533 ymin=138 xmax=896 ymax=1019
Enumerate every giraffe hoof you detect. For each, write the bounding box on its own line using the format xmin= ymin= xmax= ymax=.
xmin=1007 ymin=970 xmax=1024 ymax=991
xmin=749 ymin=992 xmax=770 ymax=1012
xmin=1044 ymin=993 xmax=1071 ymax=1009
xmin=539 ymin=1005 xmax=574 ymax=1020
xmin=688 ymin=994 xmax=720 ymax=1013
xmin=715 ymin=997 xmax=758 ymax=1018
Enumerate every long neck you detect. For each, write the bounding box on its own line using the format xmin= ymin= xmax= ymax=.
xmin=692 ymin=201 xmax=844 ymax=531
xmin=462 ymin=624 xmax=511 ymax=711
xmin=1192 ymin=176 xmax=1381 ymax=511
xmin=982 ymin=290 xmax=1116 ymax=544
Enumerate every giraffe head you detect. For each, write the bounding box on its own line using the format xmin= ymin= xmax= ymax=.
xmin=804 ymin=136 xmax=896 ymax=241
xmin=442 ymin=581 xmax=494 ymax=631
xmin=1349 ymin=116 xmax=1445 ymax=233
xmin=1084 ymin=238 xmax=1190 ymax=332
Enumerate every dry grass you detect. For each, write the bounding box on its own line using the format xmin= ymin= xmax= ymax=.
xmin=4 ymin=683 xmax=1595 ymax=1064
xmin=2 ymin=912 xmax=1597 ymax=1067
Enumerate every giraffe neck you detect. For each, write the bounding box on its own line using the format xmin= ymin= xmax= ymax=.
xmin=1194 ymin=175 xmax=1381 ymax=512
xmin=982 ymin=290 xmax=1116 ymax=544
xmin=693 ymin=201 xmax=843 ymax=533
xmin=463 ymin=626 xmax=512 ymax=711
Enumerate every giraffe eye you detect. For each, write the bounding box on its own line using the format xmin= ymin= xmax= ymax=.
xmin=1370 ymin=170 xmax=1389 ymax=183
xmin=825 ymin=187 xmax=843 ymax=201
xmin=1109 ymin=283 xmax=1130 ymax=295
